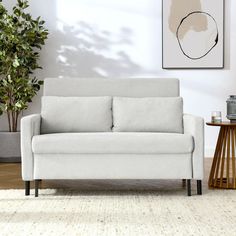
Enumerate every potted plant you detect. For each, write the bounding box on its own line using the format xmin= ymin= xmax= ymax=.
xmin=0 ymin=0 xmax=48 ymax=161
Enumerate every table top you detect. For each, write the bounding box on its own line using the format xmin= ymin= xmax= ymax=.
xmin=206 ymin=121 xmax=236 ymax=126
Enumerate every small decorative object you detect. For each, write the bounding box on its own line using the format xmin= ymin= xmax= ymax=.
xmin=211 ymin=111 xmax=222 ymax=123
xmin=226 ymin=95 xmax=236 ymax=122
xmin=162 ymin=0 xmax=224 ymax=69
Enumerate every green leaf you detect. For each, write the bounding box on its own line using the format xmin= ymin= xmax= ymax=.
xmin=13 ymin=58 xmax=20 ymax=67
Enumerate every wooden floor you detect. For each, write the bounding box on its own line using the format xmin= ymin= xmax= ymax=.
xmin=0 ymin=159 xmax=213 ymax=192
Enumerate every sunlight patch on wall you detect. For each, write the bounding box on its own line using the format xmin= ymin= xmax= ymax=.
xmin=56 ymin=0 xmax=159 ymax=72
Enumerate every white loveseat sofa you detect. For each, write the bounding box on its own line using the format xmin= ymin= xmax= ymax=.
xmin=21 ymin=78 xmax=204 ymax=197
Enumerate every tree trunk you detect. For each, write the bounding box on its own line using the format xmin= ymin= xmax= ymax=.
xmin=14 ymin=112 xmax=19 ymax=132
xmin=7 ymin=111 xmax=12 ymax=132
xmin=9 ymin=111 xmax=19 ymax=132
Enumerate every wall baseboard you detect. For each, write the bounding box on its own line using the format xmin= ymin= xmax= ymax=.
xmin=0 ymin=157 xmax=21 ymax=163
xmin=205 ymin=147 xmax=215 ymax=158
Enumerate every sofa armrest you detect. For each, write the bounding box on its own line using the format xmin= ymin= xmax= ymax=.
xmin=21 ymin=114 xmax=41 ymax=181
xmin=183 ymin=114 xmax=204 ymax=180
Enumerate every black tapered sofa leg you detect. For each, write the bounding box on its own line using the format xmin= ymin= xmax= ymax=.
xmin=35 ymin=180 xmax=40 ymax=197
xmin=25 ymin=181 xmax=30 ymax=196
xmin=187 ymin=179 xmax=191 ymax=196
xmin=197 ymin=180 xmax=202 ymax=195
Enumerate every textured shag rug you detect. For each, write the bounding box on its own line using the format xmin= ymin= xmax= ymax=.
xmin=0 ymin=189 xmax=236 ymax=236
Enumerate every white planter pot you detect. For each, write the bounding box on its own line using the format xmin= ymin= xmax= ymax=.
xmin=0 ymin=132 xmax=21 ymax=162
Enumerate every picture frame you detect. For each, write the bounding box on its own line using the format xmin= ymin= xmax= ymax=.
xmin=162 ymin=0 xmax=225 ymax=69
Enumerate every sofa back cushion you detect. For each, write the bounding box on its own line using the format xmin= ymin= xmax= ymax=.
xmin=41 ymin=96 xmax=112 ymax=133
xmin=113 ymin=97 xmax=183 ymax=133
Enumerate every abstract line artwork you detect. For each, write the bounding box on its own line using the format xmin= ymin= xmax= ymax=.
xmin=162 ymin=0 xmax=224 ymax=69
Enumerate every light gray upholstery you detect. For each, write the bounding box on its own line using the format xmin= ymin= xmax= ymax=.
xmin=184 ymin=114 xmax=204 ymax=180
xmin=21 ymin=78 xmax=204 ymax=184
xmin=113 ymin=97 xmax=183 ymax=133
xmin=21 ymin=114 xmax=41 ymax=180
xmin=32 ymin=133 xmax=193 ymax=154
xmin=43 ymin=78 xmax=179 ymax=97
xmin=41 ymin=96 xmax=112 ymax=133
xmin=34 ymin=154 xmax=192 ymax=179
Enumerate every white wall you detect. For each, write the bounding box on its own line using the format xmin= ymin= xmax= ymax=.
xmin=1 ymin=0 xmax=236 ymax=156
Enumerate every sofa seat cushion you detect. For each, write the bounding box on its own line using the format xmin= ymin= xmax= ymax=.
xmin=32 ymin=133 xmax=193 ymax=154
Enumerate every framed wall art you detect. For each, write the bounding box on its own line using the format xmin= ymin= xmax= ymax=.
xmin=162 ymin=0 xmax=224 ymax=69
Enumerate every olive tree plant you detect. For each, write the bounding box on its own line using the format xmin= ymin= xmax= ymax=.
xmin=0 ymin=0 xmax=48 ymax=132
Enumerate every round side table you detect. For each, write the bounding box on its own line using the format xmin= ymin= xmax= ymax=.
xmin=207 ymin=122 xmax=236 ymax=189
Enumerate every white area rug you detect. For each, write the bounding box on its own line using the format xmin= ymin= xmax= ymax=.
xmin=0 ymin=189 xmax=236 ymax=236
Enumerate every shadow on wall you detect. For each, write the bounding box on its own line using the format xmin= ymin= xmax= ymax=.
xmin=42 ymin=21 xmax=141 ymax=78
xmin=24 ymin=20 xmax=143 ymax=117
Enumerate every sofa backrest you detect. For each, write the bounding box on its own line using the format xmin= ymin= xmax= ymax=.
xmin=41 ymin=78 xmax=182 ymax=134
xmin=43 ymin=78 xmax=180 ymax=97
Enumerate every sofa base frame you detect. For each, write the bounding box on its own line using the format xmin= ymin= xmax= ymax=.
xmin=28 ymin=179 xmax=202 ymax=197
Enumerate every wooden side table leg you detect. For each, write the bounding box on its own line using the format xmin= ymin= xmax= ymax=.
xmin=219 ymin=127 xmax=228 ymax=187
xmin=213 ymin=127 xmax=226 ymax=186
xmin=209 ymin=127 xmax=224 ymax=187
xmin=232 ymin=128 xmax=236 ymax=188
xmin=226 ymin=127 xmax=231 ymax=188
